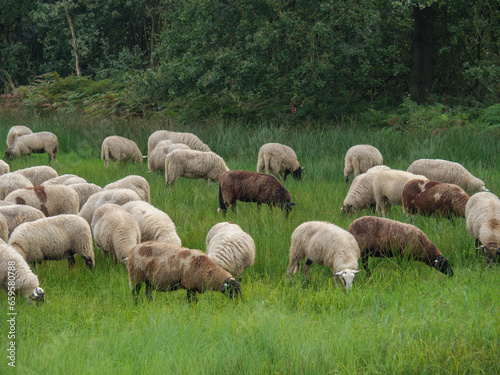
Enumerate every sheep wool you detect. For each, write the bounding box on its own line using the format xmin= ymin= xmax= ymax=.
xmin=128 ymin=241 xmax=241 ymax=302
xmin=79 ymin=188 xmax=142 ymax=224
xmin=103 ymin=175 xmax=151 ymax=203
xmin=0 ymin=205 xmax=45 ymax=236
xmin=66 ymin=183 xmax=103 ymax=210
xmin=205 ymin=222 xmax=255 ymax=278
xmin=101 ymin=135 xmax=143 ymax=168
xmin=256 ymin=143 xmax=303 ymax=181
xmin=148 ymin=141 xmax=191 ymax=172
xmin=6 ymin=125 xmax=33 ymax=147
xmin=4 ymin=131 xmax=59 ymax=163
xmin=13 ymin=165 xmax=58 ymax=186
xmin=0 ymin=172 xmax=34 ymax=200
xmin=147 ymin=130 xmax=210 ymax=157
xmin=0 ymin=213 xmax=8 ymax=242
xmin=344 ymin=145 xmax=383 ymax=183
xmin=0 ymin=160 xmax=9 ymax=176
xmin=42 ymin=174 xmax=87 ymax=186
xmin=287 ymin=221 xmax=360 ymax=289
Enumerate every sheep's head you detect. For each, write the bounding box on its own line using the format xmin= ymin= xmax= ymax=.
xmin=221 ymin=278 xmax=241 ymax=299
xmin=477 ymin=243 xmax=499 ymax=264
xmin=341 ymin=204 xmax=354 ymax=216
xmin=334 ymin=269 xmax=360 ymax=290
xmin=29 ymin=287 xmax=45 ymax=303
xmin=433 ymin=255 xmax=454 ymax=276
xmin=284 ymin=202 xmax=297 ymax=218
xmin=84 ymin=256 xmax=95 ymax=269
xmin=4 ymin=148 xmax=14 ymax=160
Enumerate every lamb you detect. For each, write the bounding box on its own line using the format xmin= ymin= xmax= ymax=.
xmin=0 ymin=243 xmax=45 ymax=302
xmin=341 ymin=165 xmax=391 ymax=214
xmin=101 ymin=135 xmax=143 ymax=168
xmin=0 ymin=173 xmax=33 ymax=200
xmin=372 ymin=169 xmax=428 ymax=217
xmin=465 ymin=192 xmax=500 ymax=263
xmin=401 ymin=179 xmax=470 ymax=219
xmin=8 ymin=214 xmax=95 ymax=269
xmin=165 ymin=149 xmax=230 ymax=187
xmin=4 ymin=131 xmax=59 ymax=163
xmin=127 ymin=241 xmax=241 ymax=302
xmin=286 ymin=221 xmax=360 ymax=289
xmin=218 ymin=170 xmax=296 ymax=217
xmin=91 ymin=204 xmax=141 ymax=264
xmin=347 ymin=216 xmax=454 ymax=276
xmin=103 ymin=175 xmax=150 ymax=203
xmin=147 ymin=130 xmax=210 ymax=157
xmin=0 ymin=160 xmax=9 ymax=176
xmin=344 ymin=145 xmax=383 ymax=183
xmin=6 ymin=125 xmax=33 ymax=147
xmin=121 ymin=201 xmax=182 ymax=246
xmin=4 ymin=185 xmax=80 ymax=217
xmin=78 ymin=188 xmax=142 ymax=224
xmin=256 ymin=143 xmax=303 ymax=181
xmin=0 ymin=205 xmax=45 ymax=236
xmin=12 ymin=165 xmax=58 ymax=186
xmin=148 ymin=140 xmax=191 ymax=172
xmin=407 ymin=158 xmax=487 ymax=194
xmin=66 ymin=183 xmax=103 ymax=210
xmin=205 ymin=222 xmax=255 ymax=278
xmin=42 ymin=174 xmax=87 ymax=186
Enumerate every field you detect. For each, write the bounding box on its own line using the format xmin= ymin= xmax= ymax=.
xmin=1 ymin=112 xmax=499 ymax=374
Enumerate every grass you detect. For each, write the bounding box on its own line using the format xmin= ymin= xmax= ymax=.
xmin=1 ymin=111 xmax=500 ymax=374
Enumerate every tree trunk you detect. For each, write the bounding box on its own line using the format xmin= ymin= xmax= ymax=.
xmin=63 ymin=0 xmax=81 ymax=77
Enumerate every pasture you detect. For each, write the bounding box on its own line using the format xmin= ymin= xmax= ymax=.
xmin=1 ymin=112 xmax=499 ymax=374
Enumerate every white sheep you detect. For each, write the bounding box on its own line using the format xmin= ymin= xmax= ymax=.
xmin=205 ymin=222 xmax=255 ymax=278
xmin=0 ymin=205 xmax=45 ymax=237
xmin=79 ymin=188 xmax=142 ymax=224
xmin=5 ymin=185 xmax=80 ymax=217
xmin=121 ymin=200 xmax=182 ymax=246
xmin=103 ymin=175 xmax=150 ymax=203
xmin=8 ymin=214 xmax=95 ymax=268
xmin=0 ymin=173 xmax=34 ymax=200
xmin=0 ymin=243 xmax=45 ymax=302
xmin=101 ymin=135 xmax=144 ymax=168
xmin=91 ymin=204 xmax=141 ymax=264
xmin=372 ymin=169 xmax=428 ymax=217
xmin=147 ymin=130 xmax=210 ymax=157
xmin=465 ymin=192 xmax=500 ymax=263
xmin=148 ymin=141 xmax=191 ymax=172
xmin=165 ymin=149 xmax=230 ymax=187
xmin=42 ymin=174 xmax=87 ymax=186
xmin=4 ymin=131 xmax=59 ymax=163
xmin=0 ymin=160 xmax=9 ymax=176
xmin=344 ymin=144 xmax=383 ymax=183
xmin=407 ymin=158 xmax=487 ymax=194
xmin=256 ymin=143 xmax=303 ymax=181
xmin=66 ymin=183 xmax=103 ymax=210
xmin=12 ymin=165 xmax=58 ymax=186
xmin=6 ymin=125 xmax=33 ymax=147
xmin=286 ymin=221 xmax=360 ymax=289
xmin=0 ymin=213 xmax=8 ymax=242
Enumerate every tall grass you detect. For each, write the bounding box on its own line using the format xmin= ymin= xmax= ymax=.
xmin=1 ymin=112 xmax=499 ymax=374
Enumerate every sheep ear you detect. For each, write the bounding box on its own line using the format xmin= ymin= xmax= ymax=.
xmin=353 ymin=270 xmax=361 ymax=274
xmin=334 ymin=271 xmax=343 ymax=276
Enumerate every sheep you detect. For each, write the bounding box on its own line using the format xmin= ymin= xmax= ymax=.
xmin=4 ymin=131 xmax=58 ymax=163
xmin=465 ymin=192 xmax=500 ymax=263
xmin=256 ymin=143 xmax=303 ymax=181
xmin=91 ymin=204 xmax=141 ymax=264
xmin=66 ymin=183 xmax=103 ymax=210
xmin=4 ymin=185 xmax=80 ymax=217
xmin=0 ymin=205 xmax=45 ymax=237
xmin=286 ymin=221 xmax=360 ymax=289
xmin=407 ymin=158 xmax=487 ymax=194
xmin=103 ymin=175 xmax=150 ymax=203
xmin=205 ymin=222 xmax=255 ymax=278
xmin=0 ymin=160 xmax=9 ymax=176
xmin=0 ymin=173 xmax=33 ymax=200
xmin=8 ymin=214 xmax=95 ymax=269
xmin=401 ymin=179 xmax=470 ymax=219
xmin=372 ymin=169 xmax=428 ymax=217
xmin=218 ymin=170 xmax=296 ymax=217
xmin=347 ymin=216 xmax=454 ymax=276
xmin=127 ymin=241 xmax=241 ymax=302
xmin=0 ymin=243 xmax=45 ymax=302
xmin=101 ymin=135 xmax=143 ymax=168
xmin=165 ymin=149 xmax=230 ymax=187
xmin=121 ymin=201 xmax=182 ymax=246
xmin=42 ymin=174 xmax=87 ymax=186
xmin=148 ymin=141 xmax=191 ymax=172
xmin=344 ymin=145 xmax=383 ymax=183
xmin=147 ymin=130 xmax=210 ymax=157
xmin=6 ymin=125 xmax=33 ymax=147
xmin=12 ymin=165 xmax=58 ymax=186
xmin=341 ymin=165 xmax=391 ymax=215
xmin=79 ymin=188 xmax=142 ymax=224
xmin=0 ymin=213 xmax=8 ymax=242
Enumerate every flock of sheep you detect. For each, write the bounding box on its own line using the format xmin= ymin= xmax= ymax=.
xmin=0 ymin=125 xmax=498 ymax=305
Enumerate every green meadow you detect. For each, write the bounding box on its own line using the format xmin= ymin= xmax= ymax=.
xmin=1 ymin=112 xmax=499 ymax=374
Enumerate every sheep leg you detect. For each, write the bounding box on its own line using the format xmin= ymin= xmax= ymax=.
xmin=131 ymin=282 xmax=142 ymax=298
xmin=475 ymin=239 xmax=482 ymax=255
xmin=218 ymin=185 xmax=228 ymax=215
xmin=303 ymin=259 xmax=313 ymax=279
xmin=187 ymin=289 xmax=198 ymax=303
xmin=286 ymin=259 xmax=301 ymax=278
xmin=145 ymin=281 xmax=154 ymax=301
xmin=67 ymin=255 xmax=76 ymax=268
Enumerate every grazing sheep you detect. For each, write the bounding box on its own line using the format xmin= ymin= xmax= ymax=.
xmin=6 ymin=125 xmax=33 ymax=147
xmin=91 ymin=204 xmax=141 ymax=264
xmin=0 ymin=160 xmax=9 ymax=176
xmin=402 ymin=179 xmax=470 ymax=219
xmin=344 ymin=145 xmax=383 ymax=183
xmin=286 ymin=221 xmax=360 ymax=289
xmin=0 ymin=173 xmax=33 ymax=200
xmin=256 ymin=143 xmax=303 ymax=181
xmin=205 ymin=222 xmax=255 ymax=278
xmin=341 ymin=165 xmax=391 ymax=214
xmin=12 ymin=166 xmax=58 ymax=187
xmin=465 ymin=192 xmax=500 ymax=263
xmin=128 ymin=241 xmax=241 ymax=302
xmin=101 ymin=135 xmax=143 ymax=168
xmin=9 ymin=214 xmax=95 ymax=269
xmin=66 ymin=183 xmax=103 ymax=210
xmin=407 ymin=158 xmax=487 ymax=194
xmin=42 ymin=174 xmax=87 ymax=186
xmin=79 ymin=188 xmax=142 ymax=224
xmin=147 ymin=130 xmax=210 ymax=157
xmin=218 ymin=170 xmax=296 ymax=217
xmin=4 ymin=131 xmax=59 ymax=163
xmin=5 ymin=185 xmax=80 ymax=217
xmin=122 ymin=201 xmax=181 ymax=246
xmin=165 ymin=149 xmax=230 ymax=187
xmin=0 ymin=243 xmax=44 ymax=302
xmin=103 ymin=175 xmax=150 ymax=203
xmin=0 ymin=205 xmax=45 ymax=237
xmin=347 ymin=216 xmax=453 ymax=276
xmin=148 ymin=141 xmax=191 ymax=172
xmin=373 ymin=169 xmax=428 ymax=217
